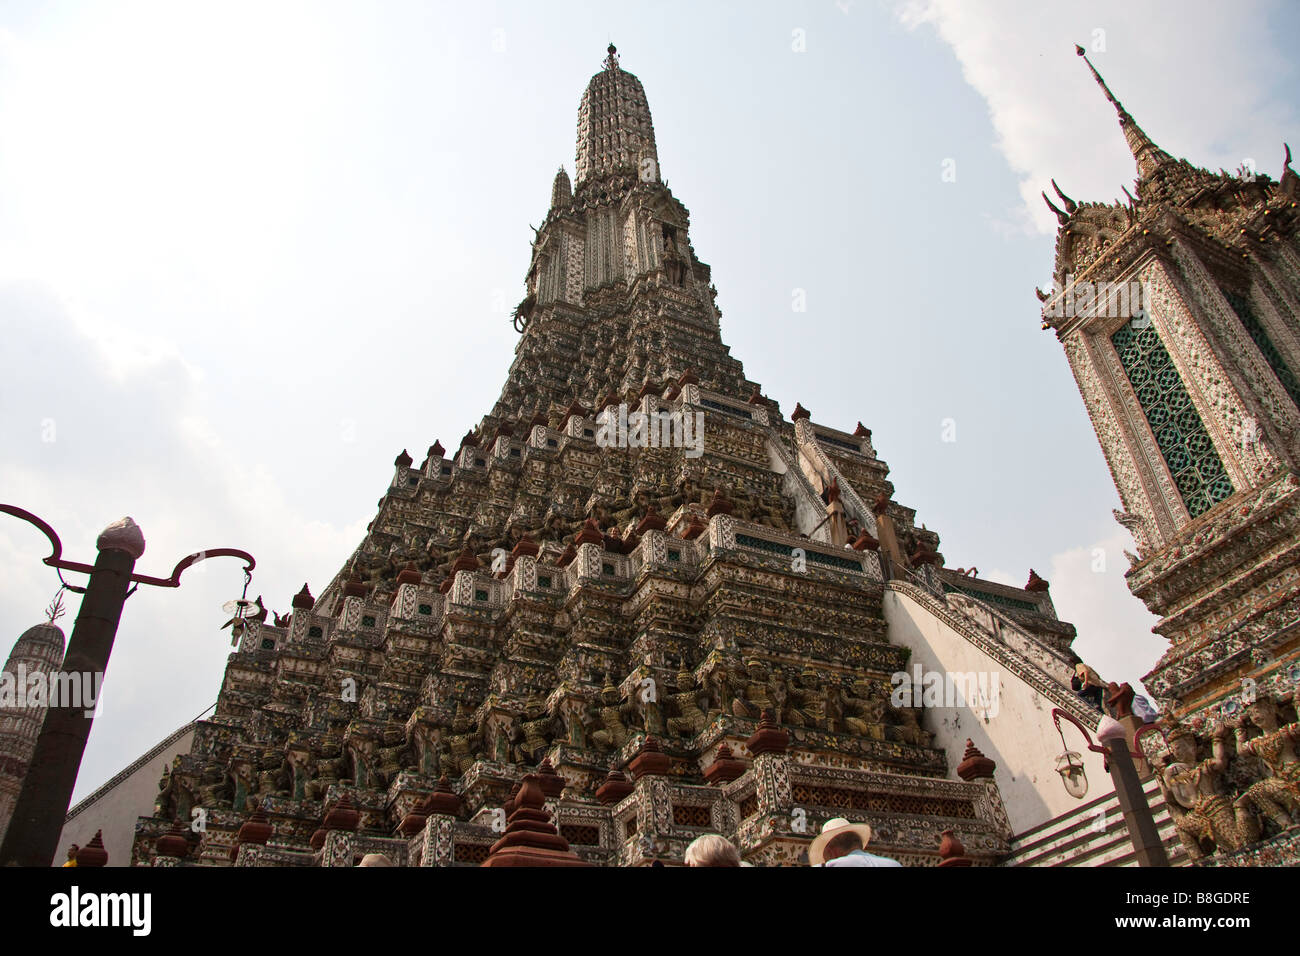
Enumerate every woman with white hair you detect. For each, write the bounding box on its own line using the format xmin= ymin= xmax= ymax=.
xmin=683 ymin=833 xmax=742 ymax=867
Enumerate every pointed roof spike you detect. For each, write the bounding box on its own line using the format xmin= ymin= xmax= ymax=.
xmin=1281 ymin=144 xmax=1298 ymax=199
xmin=1121 ymin=184 xmax=1137 ymax=206
xmin=1050 ymin=178 xmax=1077 ymax=213
xmin=1041 ymin=191 xmax=1070 ymax=225
xmin=1075 ymin=45 xmax=1173 ymax=180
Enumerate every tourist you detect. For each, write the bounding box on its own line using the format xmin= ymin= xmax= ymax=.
xmin=808 ymin=818 xmax=901 ymax=867
xmin=61 ymin=844 xmax=79 ymax=867
xmin=684 ymin=833 xmax=741 ymax=866
xmin=1072 ymin=662 xmax=1106 ymax=710
xmin=1132 ymin=693 xmax=1158 ymax=723
xmin=356 ymin=853 xmax=394 ymax=867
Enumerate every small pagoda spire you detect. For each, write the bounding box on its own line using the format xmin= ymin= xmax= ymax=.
xmin=76 ymin=830 xmax=109 ymax=867
xmin=551 ymin=165 xmax=572 ymax=209
xmin=603 ymin=43 xmax=619 ymax=71
xmin=956 ymin=740 xmax=996 ymax=781
xmin=1075 ymin=45 xmax=1174 ymax=180
xmin=595 ymin=769 xmax=634 ymax=805
xmin=155 ymin=819 xmax=191 ymax=859
xmin=291 ymin=583 xmax=315 ymax=609
xmin=481 ymin=774 xmax=590 ymax=867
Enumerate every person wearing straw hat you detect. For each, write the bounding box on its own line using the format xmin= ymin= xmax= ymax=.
xmin=808 ymin=818 xmax=901 ymax=867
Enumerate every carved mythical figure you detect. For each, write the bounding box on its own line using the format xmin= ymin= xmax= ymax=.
xmin=514 ymin=698 xmax=557 ymax=763
xmin=589 ymin=680 xmax=637 ymax=751
xmin=887 ymin=707 xmax=933 ymax=747
xmin=197 ymin=763 xmax=231 ymax=809
xmin=730 ymin=659 xmax=780 ymax=721
xmin=839 ymin=680 xmax=887 ymax=740
xmin=1232 ymin=695 xmax=1300 ymax=841
xmin=256 ymin=749 xmax=291 ymax=798
xmin=667 ymin=670 xmax=710 ymax=738
xmin=1158 ymin=722 xmax=1245 ymax=860
xmin=309 ymin=739 xmax=346 ymax=801
xmin=156 ymin=758 xmax=196 ymax=821
xmin=442 ymin=705 xmax=482 ymax=777
xmin=375 ymin=723 xmax=410 ymax=788
xmin=787 ymin=668 xmax=830 ymax=730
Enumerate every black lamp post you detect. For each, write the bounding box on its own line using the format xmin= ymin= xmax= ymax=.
xmin=0 ymin=504 xmax=254 ymax=867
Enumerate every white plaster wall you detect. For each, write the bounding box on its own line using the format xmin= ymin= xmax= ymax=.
xmin=55 ymin=726 xmax=194 ymax=867
xmin=883 ymin=589 xmax=1112 ymax=835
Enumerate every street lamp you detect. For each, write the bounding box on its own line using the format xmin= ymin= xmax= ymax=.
xmin=1051 ymin=707 xmax=1168 ymax=867
xmin=0 ymin=504 xmax=254 ymax=867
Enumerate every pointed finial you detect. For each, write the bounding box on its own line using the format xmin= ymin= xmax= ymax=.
xmin=604 ymin=43 xmax=619 ymax=71
xmin=1051 ymin=178 xmax=1077 ymax=213
xmin=1075 ymin=45 xmax=1173 ymax=179
xmin=1041 ymin=191 xmax=1069 ymax=225
xmin=44 ymin=590 xmax=66 ymax=624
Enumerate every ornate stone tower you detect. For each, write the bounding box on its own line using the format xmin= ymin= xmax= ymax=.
xmin=0 ymin=620 xmax=66 ymax=845
xmin=1041 ymin=49 xmax=1300 ymax=725
xmin=128 ymin=45 xmax=1097 ymax=869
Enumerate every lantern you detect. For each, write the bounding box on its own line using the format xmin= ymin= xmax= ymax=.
xmin=1055 ymin=749 xmax=1088 ymax=799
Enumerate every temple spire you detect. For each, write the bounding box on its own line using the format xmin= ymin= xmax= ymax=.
xmin=1075 ymin=45 xmax=1173 ymax=180
xmin=575 ymin=43 xmax=658 ymax=185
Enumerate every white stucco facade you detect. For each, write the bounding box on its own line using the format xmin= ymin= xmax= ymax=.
xmin=883 ymin=585 xmax=1114 ymax=835
xmin=56 ymin=722 xmax=195 ymax=867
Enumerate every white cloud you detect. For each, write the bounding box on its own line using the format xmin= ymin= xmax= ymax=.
xmin=892 ymin=0 xmax=1297 ymax=244
xmin=0 ymin=282 xmax=364 ymax=801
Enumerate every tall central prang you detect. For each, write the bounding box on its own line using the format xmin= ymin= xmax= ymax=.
xmin=128 ymin=46 xmax=1099 ymax=869
xmin=501 ymin=44 xmax=745 ymax=422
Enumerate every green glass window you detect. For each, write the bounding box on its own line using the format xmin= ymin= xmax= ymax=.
xmin=1222 ymin=290 xmax=1300 ymax=409
xmin=1112 ymin=320 xmax=1234 ymax=518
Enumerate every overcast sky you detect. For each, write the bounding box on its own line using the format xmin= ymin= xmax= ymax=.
xmin=1 ymin=0 xmax=1297 ymax=803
